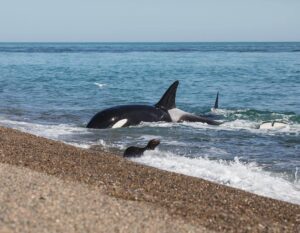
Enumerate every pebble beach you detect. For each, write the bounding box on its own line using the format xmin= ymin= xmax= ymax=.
xmin=0 ymin=126 xmax=299 ymax=232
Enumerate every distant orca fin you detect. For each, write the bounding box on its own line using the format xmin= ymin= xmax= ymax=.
xmin=214 ymin=92 xmax=219 ymax=109
xmin=155 ymin=81 xmax=179 ymax=110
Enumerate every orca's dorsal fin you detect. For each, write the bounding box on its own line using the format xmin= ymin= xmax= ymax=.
xmin=214 ymin=92 xmax=219 ymax=109
xmin=155 ymin=81 xmax=179 ymax=110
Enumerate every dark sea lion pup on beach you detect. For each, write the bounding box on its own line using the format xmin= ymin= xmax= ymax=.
xmin=123 ymin=139 xmax=160 ymax=157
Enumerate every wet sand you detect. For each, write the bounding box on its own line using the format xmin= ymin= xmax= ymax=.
xmin=0 ymin=126 xmax=299 ymax=232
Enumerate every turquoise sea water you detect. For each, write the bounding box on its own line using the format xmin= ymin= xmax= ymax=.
xmin=0 ymin=43 xmax=299 ymax=204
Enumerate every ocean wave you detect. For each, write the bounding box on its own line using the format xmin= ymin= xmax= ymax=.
xmin=135 ymin=119 xmax=300 ymax=136
xmin=135 ymin=122 xmax=177 ymax=128
xmin=97 ymin=139 xmax=126 ymax=150
xmin=132 ymin=150 xmax=300 ymax=205
xmin=0 ymin=118 xmax=93 ymax=148
xmin=1 ymin=117 xmax=299 ymax=204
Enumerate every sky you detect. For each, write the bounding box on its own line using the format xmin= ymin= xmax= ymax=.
xmin=0 ymin=0 xmax=299 ymax=42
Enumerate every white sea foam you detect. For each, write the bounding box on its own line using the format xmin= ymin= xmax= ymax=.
xmin=132 ymin=150 xmax=300 ymax=205
xmin=137 ymin=135 xmax=162 ymax=140
xmin=163 ymin=140 xmax=188 ymax=146
xmin=132 ymin=113 xmax=300 ymax=135
xmin=222 ymin=119 xmax=258 ymax=130
xmin=135 ymin=121 xmax=175 ymax=128
xmin=97 ymin=139 xmax=126 ymax=150
xmin=179 ymin=119 xmax=300 ymax=135
xmin=66 ymin=142 xmax=91 ymax=149
xmin=137 ymin=135 xmax=186 ymax=146
xmin=94 ymin=82 xmax=107 ymax=88
xmin=222 ymin=119 xmax=300 ymax=136
xmin=0 ymin=118 xmax=92 ymax=148
xmin=209 ymin=108 xmax=238 ymax=116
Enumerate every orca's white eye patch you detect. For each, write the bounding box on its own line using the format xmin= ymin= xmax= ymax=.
xmin=112 ymin=119 xmax=128 ymax=128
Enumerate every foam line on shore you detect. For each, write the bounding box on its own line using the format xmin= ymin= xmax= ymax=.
xmin=133 ymin=151 xmax=300 ymax=205
xmin=0 ymin=118 xmax=299 ymax=205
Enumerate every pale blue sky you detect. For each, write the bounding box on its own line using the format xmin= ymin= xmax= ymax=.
xmin=0 ymin=0 xmax=299 ymax=42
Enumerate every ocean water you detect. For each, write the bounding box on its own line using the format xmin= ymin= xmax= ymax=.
xmin=0 ymin=42 xmax=299 ymax=204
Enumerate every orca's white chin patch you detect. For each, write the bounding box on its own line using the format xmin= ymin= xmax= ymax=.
xmin=112 ymin=119 xmax=128 ymax=128
xmin=168 ymin=108 xmax=189 ymax=122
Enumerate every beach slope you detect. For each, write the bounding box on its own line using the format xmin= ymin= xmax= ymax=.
xmin=0 ymin=126 xmax=299 ymax=232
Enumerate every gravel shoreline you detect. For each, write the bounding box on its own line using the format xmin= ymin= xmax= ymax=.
xmin=0 ymin=163 xmax=208 ymax=233
xmin=0 ymin=126 xmax=299 ymax=232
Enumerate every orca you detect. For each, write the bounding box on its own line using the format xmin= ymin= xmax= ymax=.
xmin=202 ymin=92 xmax=223 ymax=119
xmin=123 ymin=139 xmax=160 ymax=157
xmin=211 ymin=91 xmax=219 ymax=112
xmin=87 ymin=81 xmax=221 ymax=129
xmin=203 ymin=91 xmax=220 ymax=117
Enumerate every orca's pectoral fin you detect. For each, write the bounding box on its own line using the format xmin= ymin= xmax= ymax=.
xmin=155 ymin=81 xmax=179 ymax=110
xmin=214 ymin=91 xmax=219 ymax=109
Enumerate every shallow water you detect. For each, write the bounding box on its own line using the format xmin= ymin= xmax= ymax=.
xmin=0 ymin=42 xmax=299 ymax=204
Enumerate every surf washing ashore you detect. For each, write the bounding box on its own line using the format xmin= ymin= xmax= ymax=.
xmin=1 ymin=126 xmax=300 ymax=232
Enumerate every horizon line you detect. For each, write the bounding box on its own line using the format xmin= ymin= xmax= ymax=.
xmin=0 ymin=41 xmax=300 ymax=43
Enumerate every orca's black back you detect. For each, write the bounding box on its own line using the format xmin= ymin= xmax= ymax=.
xmin=87 ymin=105 xmax=171 ymax=129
